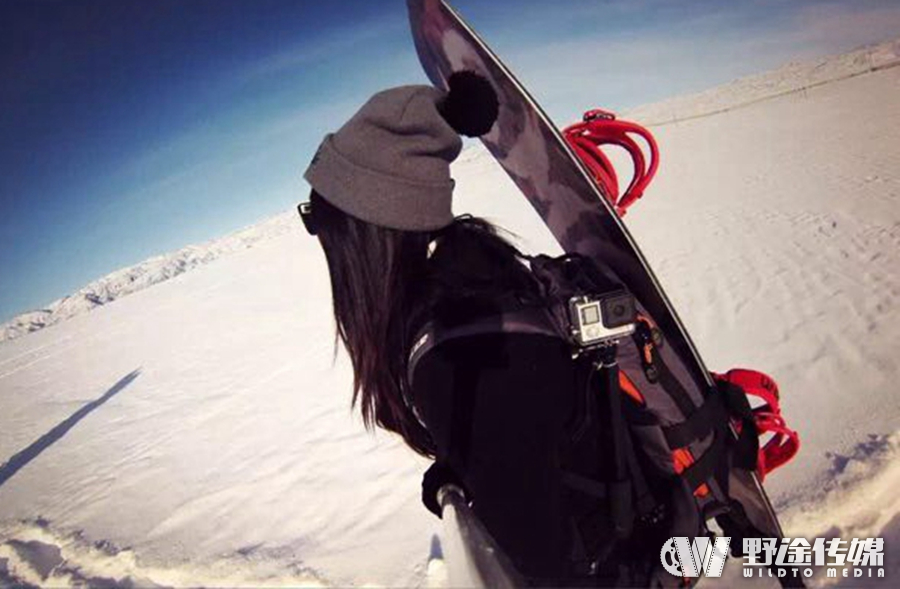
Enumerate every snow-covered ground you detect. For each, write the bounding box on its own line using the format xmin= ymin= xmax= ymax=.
xmin=1 ymin=42 xmax=899 ymax=587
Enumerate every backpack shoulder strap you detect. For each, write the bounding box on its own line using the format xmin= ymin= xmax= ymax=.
xmin=407 ymin=307 xmax=563 ymax=386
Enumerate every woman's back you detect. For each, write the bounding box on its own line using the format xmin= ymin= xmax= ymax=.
xmin=409 ymin=233 xmax=609 ymax=583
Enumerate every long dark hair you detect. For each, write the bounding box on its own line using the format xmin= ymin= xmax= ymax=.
xmin=311 ymin=190 xmax=539 ymax=456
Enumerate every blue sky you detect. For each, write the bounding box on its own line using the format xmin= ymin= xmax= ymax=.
xmin=2 ymin=0 xmax=900 ymax=323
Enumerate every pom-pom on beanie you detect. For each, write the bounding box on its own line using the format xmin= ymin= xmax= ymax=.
xmin=304 ymin=71 xmax=499 ymax=231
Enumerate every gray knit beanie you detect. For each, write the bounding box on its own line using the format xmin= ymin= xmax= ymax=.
xmin=304 ymin=72 xmax=499 ymax=232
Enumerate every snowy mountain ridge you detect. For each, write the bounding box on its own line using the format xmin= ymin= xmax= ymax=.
xmin=1 ymin=213 xmax=299 ymax=343
xmin=623 ymin=37 xmax=900 ymax=125
xmin=3 ymin=38 xmax=898 ymax=344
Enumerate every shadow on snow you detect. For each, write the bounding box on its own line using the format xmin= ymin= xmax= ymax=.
xmin=0 ymin=369 xmax=141 ymax=489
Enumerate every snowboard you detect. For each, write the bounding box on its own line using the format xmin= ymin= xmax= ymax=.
xmin=407 ymin=0 xmax=785 ymax=549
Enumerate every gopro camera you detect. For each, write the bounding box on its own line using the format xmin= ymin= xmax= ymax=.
xmin=567 ymin=291 xmax=637 ymax=349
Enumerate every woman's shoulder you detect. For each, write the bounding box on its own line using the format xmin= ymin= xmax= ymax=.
xmin=407 ymin=287 xmax=547 ymax=349
xmin=408 ymin=316 xmax=579 ymax=449
xmin=406 ymin=294 xmax=572 ymax=390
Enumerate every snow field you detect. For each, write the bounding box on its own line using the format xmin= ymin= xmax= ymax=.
xmin=2 ymin=45 xmax=899 ymax=587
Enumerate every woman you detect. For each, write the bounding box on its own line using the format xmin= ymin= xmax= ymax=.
xmin=300 ymin=75 xmax=635 ymax=585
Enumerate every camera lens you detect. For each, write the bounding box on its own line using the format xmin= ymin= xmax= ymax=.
xmin=601 ymin=292 xmax=636 ymax=328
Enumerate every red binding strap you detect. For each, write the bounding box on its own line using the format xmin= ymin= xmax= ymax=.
xmin=714 ymin=369 xmax=800 ymax=481
xmin=563 ymin=109 xmax=659 ymax=216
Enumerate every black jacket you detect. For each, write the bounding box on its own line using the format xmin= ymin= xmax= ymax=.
xmin=407 ymin=238 xmax=609 ymax=583
xmin=412 ymin=329 xmax=582 ymax=581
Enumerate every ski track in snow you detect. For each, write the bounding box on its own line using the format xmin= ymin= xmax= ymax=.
xmin=2 ymin=45 xmax=899 ymax=587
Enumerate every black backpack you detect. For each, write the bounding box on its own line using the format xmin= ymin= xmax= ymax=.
xmin=409 ymin=252 xmax=799 ymax=586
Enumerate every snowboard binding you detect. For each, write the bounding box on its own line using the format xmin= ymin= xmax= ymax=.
xmin=564 ymin=109 xmax=660 ymax=216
